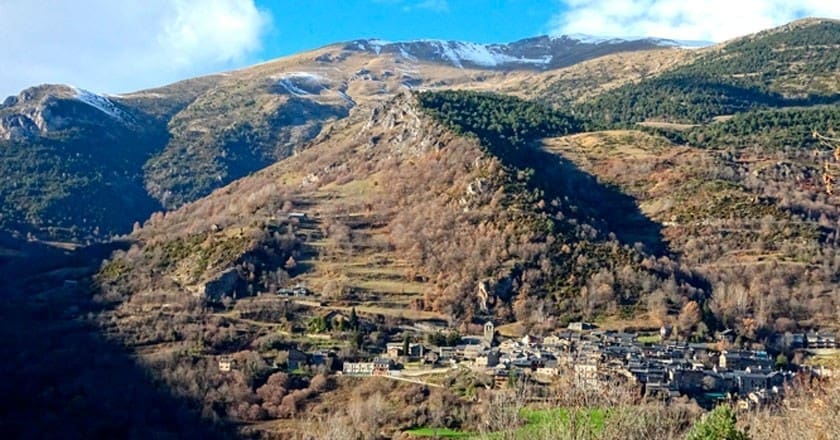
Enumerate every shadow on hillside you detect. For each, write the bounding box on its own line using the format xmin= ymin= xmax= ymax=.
xmin=0 ymin=242 xmax=234 ymax=439
xmin=517 ymin=143 xmax=668 ymax=256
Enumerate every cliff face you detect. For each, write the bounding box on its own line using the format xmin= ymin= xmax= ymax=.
xmin=0 ymin=85 xmax=137 ymax=140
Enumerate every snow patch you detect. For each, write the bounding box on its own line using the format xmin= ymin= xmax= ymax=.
xmin=398 ymin=47 xmax=417 ymax=61
xmin=337 ymin=90 xmax=356 ymax=106
xmin=558 ymin=33 xmax=615 ymax=44
xmin=70 ymin=86 xmax=128 ymax=121
xmin=272 ymin=72 xmax=327 ymax=97
xmin=108 ymin=92 xmax=165 ymax=99
xmin=649 ymin=38 xmax=712 ymax=49
xmin=368 ymin=39 xmax=391 ymax=55
xmin=427 ymin=40 xmax=552 ymax=68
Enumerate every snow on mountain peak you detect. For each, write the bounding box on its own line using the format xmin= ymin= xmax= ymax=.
xmin=558 ymin=33 xmax=619 ymax=44
xmin=70 ymin=86 xmax=129 ymax=121
xmin=429 ymin=40 xmax=551 ymax=68
xmin=343 ymin=33 xmax=710 ymax=72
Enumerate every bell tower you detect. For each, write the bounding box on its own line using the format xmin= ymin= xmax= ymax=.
xmin=483 ymin=321 xmax=495 ymax=345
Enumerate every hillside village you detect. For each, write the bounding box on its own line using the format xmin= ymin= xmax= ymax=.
xmin=220 ymin=299 xmax=837 ymax=411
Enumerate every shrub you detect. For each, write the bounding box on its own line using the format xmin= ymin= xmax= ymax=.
xmin=685 ymin=405 xmax=750 ymax=440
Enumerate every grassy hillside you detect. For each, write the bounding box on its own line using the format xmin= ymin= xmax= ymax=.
xmin=575 ymin=18 xmax=840 ymax=124
xmin=537 ymin=48 xmax=698 ymax=106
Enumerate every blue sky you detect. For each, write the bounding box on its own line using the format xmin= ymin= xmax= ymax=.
xmin=256 ymin=0 xmax=562 ymax=59
xmin=0 ymin=0 xmax=837 ymax=98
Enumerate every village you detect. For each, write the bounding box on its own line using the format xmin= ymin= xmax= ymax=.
xmin=342 ymin=322 xmax=839 ymax=409
xmin=197 ymin=211 xmax=839 ymax=411
xmin=218 ymin=302 xmax=838 ymax=411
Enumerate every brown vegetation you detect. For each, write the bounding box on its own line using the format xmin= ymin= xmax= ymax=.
xmin=545 ymin=130 xmax=840 ymax=334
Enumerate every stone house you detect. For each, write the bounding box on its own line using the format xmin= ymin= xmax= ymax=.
xmin=475 ymin=349 xmax=500 ymax=368
xmin=668 ymin=367 xmax=707 ymax=393
xmin=719 ymin=350 xmax=772 ymax=371
xmin=536 ymin=360 xmax=560 ymax=377
xmin=568 ymin=322 xmax=595 ymax=332
xmin=807 ymin=331 xmax=837 ymax=349
xmin=461 ymin=344 xmax=484 ymax=360
xmin=373 ymin=358 xmax=393 ymax=376
xmin=343 ymin=362 xmax=374 ymax=376
xmin=542 ymin=335 xmax=562 ymax=347
xmin=218 ymin=356 xmax=233 ymax=372
xmin=439 ymin=346 xmax=457 ymax=360
xmin=385 ymin=342 xmax=424 ymax=359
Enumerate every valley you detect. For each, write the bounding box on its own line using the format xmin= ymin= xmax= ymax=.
xmin=1 ymin=16 xmax=838 ymax=440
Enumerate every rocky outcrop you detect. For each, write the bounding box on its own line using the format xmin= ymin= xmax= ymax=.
xmin=202 ymin=268 xmax=240 ymax=301
xmin=357 ymin=93 xmax=446 ymax=156
xmin=0 ymin=114 xmax=39 ymax=140
xmin=0 ymin=85 xmax=134 ymax=140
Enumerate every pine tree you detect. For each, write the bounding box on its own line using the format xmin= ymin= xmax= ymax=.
xmin=349 ymin=307 xmax=359 ymax=331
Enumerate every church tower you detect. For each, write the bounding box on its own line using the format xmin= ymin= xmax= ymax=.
xmin=483 ymin=321 xmax=495 ymax=345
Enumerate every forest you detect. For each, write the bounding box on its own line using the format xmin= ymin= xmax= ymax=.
xmin=686 ymin=106 xmax=839 ymax=150
xmin=573 ymin=20 xmax=840 ymax=124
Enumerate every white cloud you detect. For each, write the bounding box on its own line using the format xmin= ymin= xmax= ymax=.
xmin=549 ymin=0 xmax=840 ymax=42
xmin=0 ymin=0 xmax=271 ymax=98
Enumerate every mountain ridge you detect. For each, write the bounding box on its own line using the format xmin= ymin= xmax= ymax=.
xmin=341 ymin=33 xmax=702 ymax=71
xmin=0 ymin=17 xmax=836 ymax=245
xmin=0 ymin=29 xmax=700 ymax=241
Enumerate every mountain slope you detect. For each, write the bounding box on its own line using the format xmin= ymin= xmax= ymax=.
xmin=10 ymin=19 xmax=840 ymax=436
xmin=86 ymin=91 xmax=717 ymax=433
xmin=98 ymin=92 xmax=701 ymax=328
xmin=343 ymin=34 xmax=700 ymax=71
xmin=575 ymin=18 xmax=840 ymax=124
xmin=544 ymin=128 xmax=840 ymax=332
xmin=1 ymin=34 xmax=697 ymax=242
xmin=0 ymin=85 xmax=169 ymax=241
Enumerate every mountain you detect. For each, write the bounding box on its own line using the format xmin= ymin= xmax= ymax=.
xmin=341 ymin=33 xmax=706 ymax=70
xmin=3 ymin=17 xmax=840 ymax=439
xmin=0 ymin=85 xmax=169 ymax=242
xmin=87 ymin=92 xmax=712 ymax=434
xmin=0 ymin=34 xmax=697 ymax=243
xmin=574 ymin=17 xmax=840 ymax=124
xmin=99 ymin=90 xmax=701 ymax=322
xmin=93 ymin=88 xmax=839 ymax=437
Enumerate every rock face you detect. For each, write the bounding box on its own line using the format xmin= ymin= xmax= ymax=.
xmin=0 ymin=113 xmax=39 ymax=140
xmin=202 ymin=268 xmax=241 ymax=301
xmin=0 ymin=85 xmax=135 ymax=140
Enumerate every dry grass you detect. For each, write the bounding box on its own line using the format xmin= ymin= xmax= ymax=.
xmin=638 ymin=121 xmax=700 ymax=130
